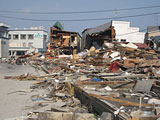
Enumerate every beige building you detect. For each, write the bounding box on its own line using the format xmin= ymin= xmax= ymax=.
xmin=147 ymin=26 xmax=160 ymax=40
xmin=146 ymin=26 xmax=160 ymax=50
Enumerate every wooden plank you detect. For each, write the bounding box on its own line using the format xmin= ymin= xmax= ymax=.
xmin=73 ymin=85 xmax=130 ymax=120
xmin=113 ymin=80 xmax=135 ymax=89
xmin=102 ymin=74 xmax=146 ymax=80
xmin=89 ymin=93 xmax=151 ymax=107
xmin=81 ymin=81 xmax=133 ymax=85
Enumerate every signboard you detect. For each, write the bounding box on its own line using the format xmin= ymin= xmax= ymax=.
xmin=34 ymin=33 xmax=42 ymax=38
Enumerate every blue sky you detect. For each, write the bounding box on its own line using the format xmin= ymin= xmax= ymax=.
xmin=0 ymin=0 xmax=160 ymax=34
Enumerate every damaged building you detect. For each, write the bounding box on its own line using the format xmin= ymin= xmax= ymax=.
xmin=145 ymin=26 xmax=160 ymax=50
xmin=0 ymin=22 xmax=10 ymax=58
xmin=82 ymin=22 xmax=115 ymax=50
xmin=3 ymin=21 xmax=160 ymax=120
xmin=50 ymin=23 xmax=81 ymax=55
xmin=82 ymin=21 xmax=145 ymax=50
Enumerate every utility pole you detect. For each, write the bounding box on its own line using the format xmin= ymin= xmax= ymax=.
xmin=114 ymin=8 xmax=118 ymax=20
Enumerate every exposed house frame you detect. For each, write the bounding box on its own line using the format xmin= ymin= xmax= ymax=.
xmin=50 ymin=27 xmax=81 ymax=55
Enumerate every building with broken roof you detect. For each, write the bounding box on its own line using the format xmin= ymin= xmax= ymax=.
xmin=145 ymin=26 xmax=160 ymax=50
xmin=147 ymin=26 xmax=160 ymax=40
xmin=0 ymin=22 xmax=10 ymax=58
xmin=50 ymin=26 xmax=81 ymax=55
xmin=82 ymin=20 xmax=145 ymax=50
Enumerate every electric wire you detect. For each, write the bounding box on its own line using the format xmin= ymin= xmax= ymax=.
xmin=0 ymin=5 xmax=160 ymax=14
xmin=1 ymin=11 xmax=160 ymax=22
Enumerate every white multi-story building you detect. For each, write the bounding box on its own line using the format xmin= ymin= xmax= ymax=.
xmin=0 ymin=22 xmax=10 ymax=58
xmin=112 ymin=21 xmax=145 ymax=43
xmin=9 ymin=26 xmax=48 ymax=55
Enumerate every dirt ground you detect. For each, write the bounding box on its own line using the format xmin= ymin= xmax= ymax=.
xmin=0 ymin=63 xmax=45 ymax=120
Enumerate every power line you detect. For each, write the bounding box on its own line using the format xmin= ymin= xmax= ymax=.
xmin=0 ymin=5 xmax=160 ymax=15
xmin=1 ymin=11 xmax=160 ymax=22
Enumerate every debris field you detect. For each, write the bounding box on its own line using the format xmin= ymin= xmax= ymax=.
xmin=2 ymin=41 xmax=160 ymax=120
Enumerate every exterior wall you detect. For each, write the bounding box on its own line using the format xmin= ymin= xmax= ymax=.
xmin=9 ymin=27 xmax=48 ymax=54
xmin=147 ymin=26 xmax=160 ymax=40
xmin=82 ymin=30 xmax=88 ymax=50
xmin=112 ymin=21 xmax=145 ymax=43
xmin=77 ymin=34 xmax=82 ymax=52
xmin=0 ymin=38 xmax=9 ymax=58
xmin=0 ymin=23 xmax=10 ymax=58
xmin=146 ymin=26 xmax=160 ymax=50
xmin=0 ymin=39 xmax=1 ymax=57
xmin=148 ymin=31 xmax=160 ymax=39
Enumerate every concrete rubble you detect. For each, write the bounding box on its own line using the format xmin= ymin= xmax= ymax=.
xmin=2 ymin=41 xmax=160 ymax=120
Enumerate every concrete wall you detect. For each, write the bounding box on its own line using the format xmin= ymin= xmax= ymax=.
xmin=0 ymin=38 xmax=9 ymax=58
xmin=112 ymin=21 xmax=145 ymax=43
xmin=0 ymin=23 xmax=10 ymax=58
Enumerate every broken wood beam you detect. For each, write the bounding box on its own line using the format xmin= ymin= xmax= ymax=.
xmin=59 ymin=65 xmax=75 ymax=72
xmin=81 ymin=81 xmax=134 ymax=85
xmin=113 ymin=80 xmax=135 ymax=89
xmin=102 ymin=74 xmax=146 ymax=80
xmin=73 ymin=84 xmax=131 ymax=120
xmin=89 ymin=93 xmax=152 ymax=107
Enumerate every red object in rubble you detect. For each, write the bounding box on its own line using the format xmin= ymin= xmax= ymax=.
xmin=49 ymin=57 xmax=54 ymax=59
xmin=110 ymin=62 xmax=120 ymax=72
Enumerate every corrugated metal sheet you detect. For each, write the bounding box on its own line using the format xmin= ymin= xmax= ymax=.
xmin=83 ymin=22 xmax=112 ymax=35
xmin=134 ymin=80 xmax=153 ymax=93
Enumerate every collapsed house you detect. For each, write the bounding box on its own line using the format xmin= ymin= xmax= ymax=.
xmin=82 ymin=22 xmax=115 ymax=50
xmin=4 ymin=21 xmax=160 ymax=120
xmin=50 ymin=22 xmax=81 ymax=56
xmin=82 ymin=21 xmax=145 ymax=50
xmin=5 ymin=42 xmax=160 ymax=119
